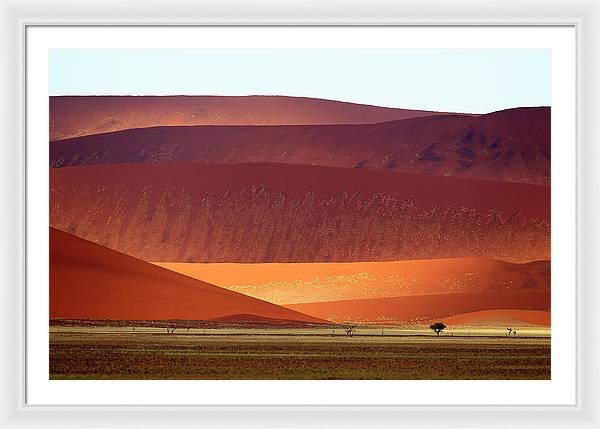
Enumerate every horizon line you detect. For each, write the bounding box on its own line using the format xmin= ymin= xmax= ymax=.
xmin=48 ymin=94 xmax=551 ymax=116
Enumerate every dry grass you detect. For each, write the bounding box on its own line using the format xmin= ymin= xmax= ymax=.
xmin=50 ymin=327 xmax=550 ymax=380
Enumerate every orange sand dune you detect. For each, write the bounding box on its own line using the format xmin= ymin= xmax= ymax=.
xmin=49 ymin=227 xmax=324 ymax=324
xmin=154 ymin=259 xmax=550 ymax=305
xmin=438 ymin=309 xmax=550 ymax=327
xmin=50 ymin=95 xmax=450 ymax=141
xmin=50 ymin=162 xmax=550 ymax=263
xmin=50 ymin=106 xmax=549 ymax=185
xmin=284 ymin=290 xmax=550 ymax=324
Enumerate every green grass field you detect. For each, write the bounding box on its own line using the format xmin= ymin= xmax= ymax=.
xmin=49 ymin=326 xmax=551 ymax=380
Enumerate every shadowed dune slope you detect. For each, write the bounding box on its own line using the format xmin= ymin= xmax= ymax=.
xmin=49 ymin=227 xmax=325 ymax=323
xmin=49 ymin=95 xmax=450 ymax=141
xmin=284 ymin=290 xmax=550 ymax=324
xmin=50 ymin=106 xmax=549 ymax=185
xmin=50 ymin=162 xmax=550 ymax=263
xmin=438 ymin=309 xmax=550 ymax=327
xmin=153 ymin=259 xmax=550 ymax=305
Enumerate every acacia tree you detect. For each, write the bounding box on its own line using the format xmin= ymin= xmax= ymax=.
xmin=429 ymin=322 xmax=447 ymax=337
xmin=344 ymin=325 xmax=356 ymax=337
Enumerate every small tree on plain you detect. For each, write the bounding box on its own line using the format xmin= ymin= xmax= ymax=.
xmin=344 ymin=325 xmax=356 ymax=337
xmin=429 ymin=322 xmax=447 ymax=337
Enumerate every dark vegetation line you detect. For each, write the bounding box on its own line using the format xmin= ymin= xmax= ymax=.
xmin=52 ymin=331 xmax=550 ymax=339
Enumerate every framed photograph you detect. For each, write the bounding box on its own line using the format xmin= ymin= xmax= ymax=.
xmin=1 ymin=0 xmax=599 ymax=428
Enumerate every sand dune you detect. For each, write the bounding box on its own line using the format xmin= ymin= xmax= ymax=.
xmin=50 ymin=162 xmax=550 ymax=263
xmin=50 ymin=106 xmax=550 ymax=185
xmin=50 ymin=95 xmax=450 ymax=141
xmin=154 ymin=259 xmax=550 ymax=304
xmin=284 ymin=290 xmax=550 ymax=324
xmin=438 ymin=309 xmax=550 ymax=327
xmin=49 ymin=227 xmax=324 ymax=323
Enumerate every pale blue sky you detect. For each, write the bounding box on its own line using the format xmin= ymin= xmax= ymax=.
xmin=49 ymin=48 xmax=551 ymax=114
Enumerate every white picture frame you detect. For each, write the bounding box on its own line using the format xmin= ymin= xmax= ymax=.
xmin=1 ymin=0 xmax=599 ymax=427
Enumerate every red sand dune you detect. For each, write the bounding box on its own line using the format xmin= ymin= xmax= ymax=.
xmin=438 ymin=309 xmax=550 ymax=327
xmin=49 ymin=95 xmax=450 ymax=141
xmin=50 ymin=162 xmax=549 ymax=219
xmin=153 ymin=259 xmax=550 ymax=304
xmin=50 ymin=162 xmax=550 ymax=263
xmin=49 ymin=227 xmax=324 ymax=323
xmin=284 ymin=290 xmax=550 ymax=324
xmin=50 ymin=106 xmax=550 ymax=185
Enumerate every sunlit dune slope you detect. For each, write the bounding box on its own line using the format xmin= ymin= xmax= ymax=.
xmin=50 ymin=106 xmax=549 ymax=185
xmin=284 ymin=290 xmax=550 ymax=324
xmin=50 ymin=95 xmax=450 ymax=141
xmin=50 ymin=162 xmax=550 ymax=263
xmin=49 ymin=227 xmax=325 ymax=324
xmin=438 ymin=309 xmax=550 ymax=327
xmin=153 ymin=259 xmax=550 ymax=304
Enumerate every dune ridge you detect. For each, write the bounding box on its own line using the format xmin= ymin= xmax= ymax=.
xmin=50 ymin=227 xmax=325 ymax=324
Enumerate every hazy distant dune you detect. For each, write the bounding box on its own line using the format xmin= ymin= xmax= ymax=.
xmin=50 ymin=95 xmax=450 ymax=141
xmin=50 ymin=105 xmax=550 ymax=185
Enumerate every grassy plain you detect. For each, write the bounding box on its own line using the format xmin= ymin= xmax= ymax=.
xmin=49 ymin=326 xmax=550 ymax=380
